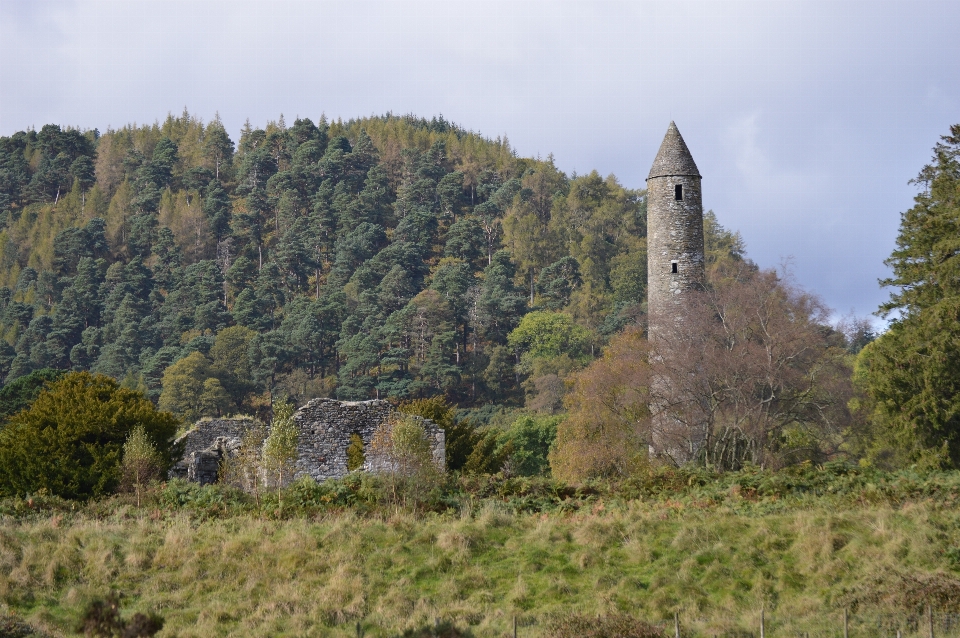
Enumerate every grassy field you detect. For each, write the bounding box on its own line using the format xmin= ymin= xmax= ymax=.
xmin=2 ymin=466 xmax=960 ymax=637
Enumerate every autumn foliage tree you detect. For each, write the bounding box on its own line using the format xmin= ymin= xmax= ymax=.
xmin=549 ymin=327 xmax=651 ymax=482
xmin=649 ymin=264 xmax=853 ymax=469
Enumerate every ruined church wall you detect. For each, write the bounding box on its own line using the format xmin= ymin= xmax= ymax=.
xmin=169 ymin=417 xmax=257 ymax=484
xmin=292 ymin=398 xmax=445 ymax=482
xmin=173 ymin=399 xmax=446 ymax=484
xmin=177 ymin=417 xmax=256 ymax=459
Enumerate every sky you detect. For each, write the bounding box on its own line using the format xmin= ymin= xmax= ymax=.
xmin=1 ymin=0 xmax=958 ymax=324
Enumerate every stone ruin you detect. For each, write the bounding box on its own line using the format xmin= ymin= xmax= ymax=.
xmin=170 ymin=398 xmax=445 ymax=486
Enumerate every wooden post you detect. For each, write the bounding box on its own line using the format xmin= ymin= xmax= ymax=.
xmin=674 ymin=610 xmax=680 ymax=638
xmin=513 ymin=616 xmax=517 ymax=638
xmin=929 ymin=603 xmax=934 ymax=638
xmin=760 ymin=606 xmax=765 ymax=638
xmin=843 ymin=608 xmax=848 ymax=638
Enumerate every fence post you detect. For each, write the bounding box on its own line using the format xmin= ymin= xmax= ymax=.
xmin=929 ymin=604 xmax=934 ymax=638
xmin=843 ymin=608 xmax=848 ymax=638
xmin=674 ymin=610 xmax=680 ymax=638
xmin=513 ymin=615 xmax=517 ymax=638
xmin=760 ymin=606 xmax=765 ymax=638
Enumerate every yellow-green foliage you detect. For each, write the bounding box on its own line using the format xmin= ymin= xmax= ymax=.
xmin=1 ymin=494 xmax=960 ymax=637
xmin=262 ymin=398 xmax=299 ymax=495
xmin=333 ymin=116 xmax=522 ymax=186
xmin=158 ymin=352 xmax=234 ymax=425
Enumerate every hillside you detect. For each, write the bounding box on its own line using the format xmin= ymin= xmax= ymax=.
xmin=0 ymin=111 xmax=694 ymax=414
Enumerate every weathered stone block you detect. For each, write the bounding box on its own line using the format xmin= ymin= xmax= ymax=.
xmin=172 ymin=400 xmax=445 ymax=484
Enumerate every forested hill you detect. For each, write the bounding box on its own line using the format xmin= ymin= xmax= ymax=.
xmin=0 ymin=111 xmax=737 ymax=417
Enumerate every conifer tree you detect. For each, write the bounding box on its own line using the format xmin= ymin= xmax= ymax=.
xmin=862 ymin=124 xmax=960 ymax=466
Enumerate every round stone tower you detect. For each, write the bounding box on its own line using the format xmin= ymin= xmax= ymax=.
xmin=645 ymin=121 xmax=704 ymax=339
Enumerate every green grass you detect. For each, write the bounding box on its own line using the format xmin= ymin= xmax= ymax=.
xmin=3 ymin=466 xmax=960 ymax=637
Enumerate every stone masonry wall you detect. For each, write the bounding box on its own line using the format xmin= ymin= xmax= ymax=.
xmin=293 ymin=398 xmax=445 ymax=482
xmin=645 ymin=173 xmax=705 ymax=339
xmin=645 ymin=122 xmax=707 ymax=465
xmin=173 ymin=400 xmax=445 ymax=484
xmin=169 ymin=417 xmax=256 ymax=485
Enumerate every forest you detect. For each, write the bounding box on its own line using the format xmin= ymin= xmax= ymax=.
xmin=0 ymin=112 xmax=657 ymax=415
xmin=1 ymin=112 xmax=958 ymax=481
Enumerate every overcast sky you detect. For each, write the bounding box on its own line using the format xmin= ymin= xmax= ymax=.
xmin=1 ymin=0 xmax=958 ymax=323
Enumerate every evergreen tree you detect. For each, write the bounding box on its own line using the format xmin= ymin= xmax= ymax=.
xmin=209 ymin=325 xmax=256 ymax=407
xmin=863 ymin=124 xmax=960 ymax=466
xmin=0 ymin=371 xmax=178 ymax=499
xmin=203 ymin=117 xmax=235 ymax=181
xmin=202 ymin=179 xmax=232 ymax=243
xmin=0 ymin=368 xmax=65 ymax=423
xmin=476 ymin=250 xmax=527 ymax=343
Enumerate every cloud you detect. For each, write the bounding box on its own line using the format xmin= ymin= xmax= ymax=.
xmin=0 ymin=0 xmax=958 ymax=319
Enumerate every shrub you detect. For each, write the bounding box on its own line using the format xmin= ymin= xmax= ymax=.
xmin=77 ymin=592 xmax=163 ymax=637
xmin=0 ymin=371 xmax=179 ymax=499
xmin=399 ymin=396 xmax=478 ymax=472
xmin=370 ymin=414 xmax=444 ymax=507
xmin=500 ymin=414 xmax=562 ymax=476
xmin=219 ymin=418 xmax=267 ymax=506
xmin=0 ymin=610 xmax=52 ymax=637
xmin=346 ymin=432 xmax=366 ymax=471
xmin=462 ymin=429 xmax=511 ymax=475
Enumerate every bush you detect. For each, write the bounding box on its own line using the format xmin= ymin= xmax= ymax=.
xmin=460 ymin=414 xmax=560 ymax=477
xmin=155 ymin=479 xmax=251 ymax=519
xmin=500 ymin=414 xmax=562 ymax=476
xmin=399 ymin=396 xmax=478 ymax=472
xmin=77 ymin=592 xmax=163 ymax=637
xmin=370 ymin=415 xmax=445 ymax=508
xmin=0 ymin=372 xmax=179 ymax=499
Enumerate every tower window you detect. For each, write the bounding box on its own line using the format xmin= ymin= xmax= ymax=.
xmin=675 ymin=184 xmax=683 ymax=201
xmin=671 ymin=261 xmax=678 ymax=274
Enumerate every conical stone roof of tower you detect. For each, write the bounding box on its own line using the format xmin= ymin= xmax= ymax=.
xmin=647 ymin=121 xmax=700 ymax=180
